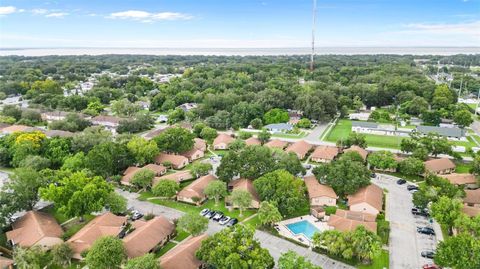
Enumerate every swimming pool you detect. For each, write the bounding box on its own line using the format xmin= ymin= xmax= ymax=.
xmin=286 ymin=220 xmax=320 ymax=240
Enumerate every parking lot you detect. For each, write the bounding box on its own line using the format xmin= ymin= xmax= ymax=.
xmin=373 ymin=175 xmax=442 ymax=269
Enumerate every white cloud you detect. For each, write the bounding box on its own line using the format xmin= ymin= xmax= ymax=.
xmin=0 ymin=6 xmax=16 ymax=15
xmin=31 ymin=8 xmax=48 ymax=14
xmin=45 ymin=12 xmax=68 ymax=18
xmin=403 ymin=20 xmax=480 ymax=36
xmin=108 ymin=10 xmax=193 ymax=22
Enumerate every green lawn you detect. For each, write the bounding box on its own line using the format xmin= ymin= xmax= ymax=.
xmin=155 ymin=241 xmax=177 ymax=258
xmin=242 ymin=214 xmax=261 ymax=229
xmin=357 ymin=250 xmax=389 ymax=269
xmin=241 ymin=130 xmax=307 ymax=139
xmin=383 ymin=171 xmax=424 ymax=183
xmin=455 ymin=162 xmax=473 ymax=173
xmin=325 ymin=119 xmax=352 ymax=142
xmin=364 ymin=134 xmax=402 ymax=149
xmin=174 ymin=229 xmax=190 ymax=241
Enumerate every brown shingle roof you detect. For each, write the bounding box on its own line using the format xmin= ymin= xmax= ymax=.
xmin=1 ymin=125 xmax=37 ymax=134
xmin=213 ymin=133 xmax=235 ymax=146
xmin=0 ymin=256 xmax=14 ymax=268
xmin=264 ymin=139 xmax=288 ymax=149
xmin=159 ymin=234 xmax=208 ymax=269
xmin=67 ymin=213 xmax=127 ymax=258
xmin=177 ymin=174 xmax=217 ymax=200
xmin=440 ymin=173 xmax=477 ymax=185
xmin=424 ymin=158 xmax=456 ymax=173
xmin=154 ymin=170 xmax=194 ymax=185
xmin=304 ymin=176 xmax=337 ymax=199
xmin=462 ymin=205 xmax=480 ymax=217
xmin=328 ymin=209 xmax=377 ymax=233
xmin=193 ymin=138 xmax=207 ymax=151
xmin=464 ymin=189 xmax=480 ymax=205
xmin=6 ymin=211 xmax=63 ymax=248
xmin=228 ymin=178 xmax=261 ymax=202
xmin=155 ymin=153 xmax=188 ymax=167
xmin=344 ymin=145 xmax=368 ymax=160
xmin=143 ymin=164 xmax=167 ymax=175
xmin=43 ymin=129 xmax=75 ymax=138
xmin=121 ymin=167 xmax=141 ymax=185
xmin=347 ymin=184 xmax=383 ymax=212
xmin=123 ymin=216 xmax=174 ymax=258
xmin=311 ymin=146 xmax=340 ymax=161
xmin=144 ymin=127 xmax=169 ymax=139
xmin=245 ymin=137 xmax=261 ymax=146
xmin=285 ymin=140 xmax=312 ymax=157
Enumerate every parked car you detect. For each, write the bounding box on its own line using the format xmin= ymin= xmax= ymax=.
xmin=371 ymin=173 xmax=376 ymax=178
xmin=396 ymin=179 xmax=407 ymax=185
xmin=212 ymin=212 xmax=224 ymax=221
xmin=303 ymin=164 xmax=312 ymax=169
xmin=205 ymin=210 xmax=216 ymax=219
xmin=226 ymin=218 xmax=238 ymax=227
xmin=423 ymin=264 xmax=441 ymax=269
xmin=417 ymin=227 xmax=435 ymax=235
xmin=412 ymin=207 xmax=430 ymax=217
xmin=410 ymin=189 xmax=419 ymax=194
xmin=421 ymin=251 xmax=435 ymax=259
xmin=131 ymin=210 xmax=144 ymax=221
xmin=200 ymin=208 xmax=210 ymax=216
xmin=219 ymin=216 xmax=231 ymax=225
xmin=407 ymin=184 xmax=419 ymax=191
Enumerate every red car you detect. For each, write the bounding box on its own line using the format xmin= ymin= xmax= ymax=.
xmin=423 ymin=264 xmax=440 ymax=269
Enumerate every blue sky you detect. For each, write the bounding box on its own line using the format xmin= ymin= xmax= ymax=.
xmin=0 ymin=0 xmax=479 ymax=48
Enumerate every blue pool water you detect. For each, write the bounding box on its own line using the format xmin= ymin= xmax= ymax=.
xmin=286 ymin=220 xmax=320 ymax=240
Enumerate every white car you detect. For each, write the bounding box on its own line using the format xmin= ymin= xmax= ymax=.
xmin=219 ymin=216 xmax=231 ymax=225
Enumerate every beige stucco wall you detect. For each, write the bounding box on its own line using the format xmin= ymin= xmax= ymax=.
xmin=310 ymin=196 xmax=336 ymax=207
xmin=350 ymin=202 xmax=379 ymax=216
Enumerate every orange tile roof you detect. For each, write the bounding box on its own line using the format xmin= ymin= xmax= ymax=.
xmin=213 ymin=133 xmax=235 ymax=146
xmin=347 ymin=184 xmax=383 ymax=212
xmin=1 ymin=125 xmax=37 ymax=134
xmin=245 ymin=137 xmax=261 ymax=146
xmin=285 ymin=140 xmax=312 ymax=157
xmin=143 ymin=164 xmax=167 ymax=175
xmin=440 ymin=173 xmax=477 ymax=185
xmin=464 ymin=189 xmax=480 ymax=205
xmin=155 ymin=153 xmax=188 ymax=167
xmin=123 ymin=216 xmax=174 ymax=258
xmin=328 ymin=209 xmax=377 ymax=233
xmin=462 ymin=205 xmax=480 ymax=217
xmin=228 ymin=178 xmax=261 ymax=202
xmin=154 ymin=170 xmax=194 ymax=184
xmin=311 ymin=146 xmax=340 ymax=161
xmin=0 ymin=256 xmax=14 ymax=268
xmin=159 ymin=234 xmax=208 ymax=269
xmin=424 ymin=158 xmax=456 ymax=173
xmin=304 ymin=176 xmax=337 ymax=199
xmin=264 ymin=139 xmax=288 ymax=149
xmin=344 ymin=145 xmax=368 ymax=160
xmin=6 ymin=211 xmax=63 ymax=248
xmin=177 ymin=174 xmax=217 ymax=200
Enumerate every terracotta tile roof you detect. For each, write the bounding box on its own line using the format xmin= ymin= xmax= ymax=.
xmin=91 ymin=115 xmax=122 ymax=124
xmin=311 ymin=146 xmax=340 ymax=161
xmin=344 ymin=145 xmax=369 ymax=160
xmin=123 ymin=216 xmax=174 ymax=258
xmin=143 ymin=164 xmax=167 ymax=175
xmin=43 ymin=129 xmax=75 ymax=138
xmin=67 ymin=213 xmax=127 ymax=258
xmin=245 ymin=137 xmax=261 ymax=146
xmin=440 ymin=173 xmax=477 ymax=185
xmin=328 ymin=209 xmax=377 ymax=233
xmin=424 ymin=158 xmax=456 ymax=173
xmin=124 ymin=166 xmax=139 ymax=176
xmin=264 ymin=139 xmax=288 ymax=149
xmin=0 ymin=256 xmax=14 ymax=268
xmin=285 ymin=140 xmax=312 ymax=157
xmin=347 ymin=184 xmax=383 ymax=212
xmin=154 ymin=170 xmax=194 ymax=185
xmin=193 ymin=138 xmax=207 ymax=151
xmin=155 ymin=153 xmax=188 ymax=168
xmin=304 ymin=176 xmax=337 ymax=199
xmin=1 ymin=125 xmax=37 ymax=134
xmin=213 ymin=133 xmax=235 ymax=146
xmin=159 ymin=234 xmax=208 ymax=269
xmin=228 ymin=178 xmax=261 ymax=202
xmin=121 ymin=167 xmax=141 ymax=185
xmin=464 ymin=189 xmax=480 ymax=205
xmin=177 ymin=174 xmax=217 ymax=200
xmin=6 ymin=211 xmax=63 ymax=248
xmin=462 ymin=205 xmax=480 ymax=217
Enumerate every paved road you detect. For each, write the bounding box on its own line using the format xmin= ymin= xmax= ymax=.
xmin=373 ymin=174 xmax=442 ymax=269
xmin=304 ymin=122 xmax=331 ymax=143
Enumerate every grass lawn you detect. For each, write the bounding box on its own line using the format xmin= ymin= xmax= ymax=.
xmin=155 ymin=241 xmax=177 ymax=258
xmin=42 ymin=206 xmax=95 ymax=240
xmin=455 ymin=162 xmax=473 ymax=173
xmin=357 ymin=250 xmax=389 ymax=269
xmin=325 ymin=119 xmax=352 ymax=142
xmin=383 ymin=171 xmax=424 ymax=183
xmin=140 ymin=193 xmax=257 ymax=222
xmin=364 ymin=134 xmax=402 ymax=149
xmin=242 ymin=214 xmax=261 ymax=229
xmin=174 ymin=229 xmax=190 ymax=241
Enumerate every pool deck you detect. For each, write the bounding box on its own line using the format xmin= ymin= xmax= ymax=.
xmin=276 ymin=215 xmax=330 ymax=247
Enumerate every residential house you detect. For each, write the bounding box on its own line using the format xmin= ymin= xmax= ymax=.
xmin=245 ymin=137 xmax=261 ymax=146
xmin=288 ymin=110 xmax=303 ymax=125
xmin=304 ymin=176 xmax=337 ymax=207
xmin=264 ymin=123 xmax=293 ymax=133
xmin=348 ymin=112 xmax=371 ymax=121
xmin=41 ymin=111 xmax=69 ymax=122
xmin=155 ymin=153 xmax=189 ymax=170
xmin=177 ymin=174 xmax=217 ymax=205
xmin=310 ymin=146 xmax=339 ymax=163
xmin=327 ymin=209 xmax=377 ymax=233
xmin=143 ymin=164 xmax=168 ymax=176
xmin=91 ymin=115 xmax=122 ymax=129
xmin=213 ymin=134 xmax=235 ymax=150
xmin=177 ymin=103 xmax=198 ymax=112
xmin=123 ymin=216 xmax=175 ymax=258
xmin=181 ymin=138 xmax=206 ymax=161
xmin=347 ymin=184 xmax=383 ymax=216
xmin=416 ymin=125 xmax=465 ymax=139
xmin=43 ymin=129 xmax=75 ymax=138
xmin=0 ymin=256 xmax=14 ymax=269
xmin=1 ymin=125 xmax=37 ymax=135
xmin=68 ymin=212 xmax=127 ymax=259
xmin=344 ymin=145 xmax=369 ymax=161
xmin=424 ymin=158 xmax=456 ymax=175
xmin=159 ymin=234 xmax=208 ymax=269
xmin=351 ymin=121 xmax=410 ymax=137
xmin=144 ymin=127 xmax=169 ymax=140
xmin=121 ymin=164 xmax=167 ymax=186
xmin=264 ymin=139 xmax=288 ymax=149
xmin=285 ymin=140 xmax=312 ymax=160
xmin=464 ymin=189 xmax=480 ymax=208
xmin=6 ymin=211 xmax=63 ymax=249
xmin=462 ymin=205 xmax=480 ymax=217
xmin=440 ymin=173 xmax=478 ymax=189
xmin=154 ymin=170 xmax=194 ymax=185
xmin=226 ymin=178 xmax=261 ymax=209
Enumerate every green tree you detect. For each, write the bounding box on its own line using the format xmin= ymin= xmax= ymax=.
xmin=18 ymin=155 xmax=51 ymax=171
xmin=263 ymin=108 xmax=289 ymax=124
xmin=177 ymin=213 xmax=209 ymax=236
xmin=51 ymin=242 xmax=73 ymax=268
xmin=85 ymin=236 xmax=126 ymax=269
xmin=127 ymin=136 xmax=159 ymax=166
xmin=111 ymin=98 xmax=141 ymax=116
xmin=193 ymin=122 xmax=207 ymax=137
xmin=250 ymin=118 xmax=263 ymax=129
xmin=367 ymin=150 xmax=397 ymax=171
xmin=258 ymin=201 xmax=282 ymax=227
xmin=4 ymin=168 xmax=46 ymax=210
xmin=13 ymin=245 xmax=50 ymax=269
xmin=453 ymin=109 xmax=473 ymax=128
xmin=257 ymin=128 xmax=271 ymax=144
xmin=432 ymin=84 xmax=455 ymax=109
xmin=296 ymin=118 xmax=312 ymax=129
xmin=131 ymin=169 xmax=155 ymax=191
xmin=40 ymin=171 xmax=114 ymax=219
xmin=196 ymin=225 xmax=274 ymax=269
xmin=190 ymin=162 xmax=212 ymax=178
xmin=105 ymin=192 xmax=127 ymax=214
xmin=72 ymin=126 xmax=112 ymax=153
xmin=204 ymin=180 xmax=227 ymax=205
xmin=217 ymin=145 xmax=275 ymax=181
xmin=231 ymin=189 xmax=252 ymax=217
xmin=278 ymin=250 xmax=321 ymax=269
xmin=153 ymin=127 xmax=194 ymax=153
xmin=337 ymin=132 xmax=367 ymax=148
xmin=273 ymin=150 xmax=306 ymax=176
xmin=85 ymin=141 xmax=133 ymax=178
xmin=398 ymin=157 xmax=425 ymax=176
xmin=199 ymin=126 xmax=217 ymax=143
xmin=124 ymin=253 xmax=159 ymax=269
xmin=238 ymin=131 xmax=253 ymax=139
xmin=152 ymin=179 xmax=180 ymax=197
xmin=431 ymin=196 xmax=463 ymax=232
xmin=434 ymin=233 xmax=480 ymax=269
xmin=167 ymin=108 xmax=185 ymax=124
xmin=61 ymin=152 xmax=86 ymax=172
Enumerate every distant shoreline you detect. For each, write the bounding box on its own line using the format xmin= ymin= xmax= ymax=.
xmin=1 ymin=47 xmax=479 ymax=56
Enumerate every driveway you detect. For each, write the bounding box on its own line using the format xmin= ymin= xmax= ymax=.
xmin=373 ymin=174 xmax=442 ymax=269
xmin=304 ymin=121 xmax=331 ymax=143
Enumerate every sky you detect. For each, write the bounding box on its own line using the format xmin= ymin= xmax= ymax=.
xmin=0 ymin=0 xmax=479 ymax=48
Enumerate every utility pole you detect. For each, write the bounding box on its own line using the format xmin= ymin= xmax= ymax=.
xmin=310 ymin=0 xmax=317 ymax=71
xmin=476 ymin=88 xmax=480 ymax=116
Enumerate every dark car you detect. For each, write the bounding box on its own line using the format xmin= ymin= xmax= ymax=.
xmin=371 ymin=173 xmax=376 ymax=178
xmin=407 ymin=184 xmax=419 ymax=191
xmin=226 ymin=218 xmax=238 ymax=227
xmin=417 ymin=227 xmax=435 ymax=235
xmin=412 ymin=207 xmax=430 ymax=217
xmin=212 ymin=212 xmax=224 ymax=221
xmin=421 ymin=251 xmax=435 ymax=259
xmin=205 ymin=210 xmax=216 ymax=219
xmin=396 ymin=179 xmax=407 ymax=185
